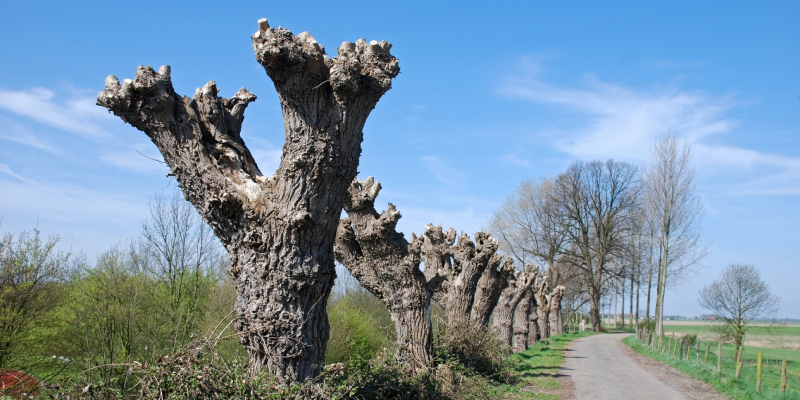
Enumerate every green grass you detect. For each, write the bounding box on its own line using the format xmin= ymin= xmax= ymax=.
xmin=499 ymin=331 xmax=596 ymax=399
xmin=663 ymin=324 xmax=800 ymax=337
xmin=625 ymin=335 xmax=800 ymax=399
xmin=662 ymin=324 xmax=800 ymax=352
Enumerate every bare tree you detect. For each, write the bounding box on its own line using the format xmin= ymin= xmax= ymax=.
xmin=97 ymin=19 xmax=400 ymax=382
xmin=698 ymin=263 xmax=779 ymax=357
xmin=137 ymin=190 xmax=223 ymax=349
xmin=646 ymin=134 xmax=706 ymax=336
xmin=489 ymin=178 xmax=567 ymax=286
xmin=491 ymin=264 xmax=537 ymax=346
xmin=333 ymin=177 xmax=437 ymax=369
xmin=0 ymin=226 xmax=68 ymax=368
xmin=471 ymin=256 xmax=515 ymax=327
xmin=553 ymin=160 xmax=639 ymax=331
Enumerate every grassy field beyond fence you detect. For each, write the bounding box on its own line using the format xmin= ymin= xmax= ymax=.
xmin=625 ymin=334 xmax=800 ymax=399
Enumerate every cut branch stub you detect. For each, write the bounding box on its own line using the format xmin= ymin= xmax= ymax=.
xmin=334 ymin=177 xmax=434 ymax=369
xmin=98 ymin=18 xmax=401 ymax=384
xmin=471 ymin=256 xmax=515 ymax=327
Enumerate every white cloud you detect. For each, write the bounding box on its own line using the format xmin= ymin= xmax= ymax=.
xmin=500 ymin=71 xmax=736 ymax=161
xmin=0 ymin=87 xmax=113 ymax=140
xmin=100 ymin=150 xmax=168 ymax=173
xmin=0 ymin=116 xmax=62 ymax=153
xmin=0 ymin=163 xmax=148 ymax=228
xmin=421 ymin=156 xmax=465 ymax=187
xmin=499 ymin=60 xmax=800 ymax=196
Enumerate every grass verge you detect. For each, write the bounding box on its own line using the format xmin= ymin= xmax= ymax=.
xmin=624 ymin=335 xmax=799 ymax=400
xmin=500 ymin=331 xmax=596 ymax=399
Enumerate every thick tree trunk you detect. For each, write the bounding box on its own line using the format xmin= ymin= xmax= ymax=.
xmin=548 ymin=285 xmax=565 ymax=336
xmin=334 ymin=178 xmax=435 ymax=369
xmin=512 ymin=289 xmax=534 ymax=353
xmin=491 ymin=265 xmax=537 ymax=346
xmin=97 ymin=19 xmax=399 ymax=383
xmin=536 ymin=277 xmax=551 ymax=339
xmin=471 ymin=256 xmax=515 ymax=327
xmin=526 ymin=294 xmax=540 ymax=348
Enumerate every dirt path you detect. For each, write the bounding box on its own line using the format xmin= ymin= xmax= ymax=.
xmin=559 ymin=333 xmax=729 ymax=400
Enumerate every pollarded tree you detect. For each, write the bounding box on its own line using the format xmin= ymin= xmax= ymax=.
xmin=422 ymin=228 xmax=500 ymax=326
xmin=511 ymin=288 xmax=534 ymax=353
xmin=471 ymin=256 xmax=516 ymax=327
xmin=548 ymin=285 xmax=565 ymax=336
xmin=526 ymin=294 xmax=540 ymax=348
xmin=421 ymin=224 xmax=456 ymax=309
xmin=491 ymin=264 xmax=537 ymax=346
xmin=535 ymin=276 xmax=551 ymax=340
xmin=97 ymin=19 xmax=400 ymax=382
xmin=334 ymin=177 xmax=439 ymax=369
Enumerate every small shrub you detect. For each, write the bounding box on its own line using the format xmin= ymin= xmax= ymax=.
xmin=434 ymin=321 xmax=514 ymax=384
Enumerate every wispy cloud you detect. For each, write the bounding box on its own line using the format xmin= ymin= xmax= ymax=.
xmin=421 ymin=156 xmax=466 ymax=187
xmin=0 ymin=116 xmax=61 ymax=153
xmin=100 ymin=150 xmax=167 ymax=173
xmin=498 ymin=59 xmax=800 ymax=196
xmin=0 ymin=163 xmax=148 ymax=227
xmin=499 ymin=68 xmax=736 ymax=161
xmin=0 ymin=87 xmax=113 ymax=140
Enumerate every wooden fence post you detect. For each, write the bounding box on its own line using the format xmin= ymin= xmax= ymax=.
xmin=717 ymin=343 xmax=722 ymax=372
xmin=704 ymin=344 xmax=710 ymax=363
xmin=782 ymin=360 xmax=788 ymax=394
xmin=696 ymin=339 xmax=700 ymax=363
xmin=756 ymin=351 xmax=763 ymax=392
xmin=679 ymin=339 xmax=684 ymax=360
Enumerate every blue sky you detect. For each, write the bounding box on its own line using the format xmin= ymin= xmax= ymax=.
xmin=1 ymin=1 xmax=798 ymax=318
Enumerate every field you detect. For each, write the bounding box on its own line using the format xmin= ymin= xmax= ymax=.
xmin=625 ymin=335 xmax=800 ymax=399
xmin=661 ymin=323 xmax=800 ymax=351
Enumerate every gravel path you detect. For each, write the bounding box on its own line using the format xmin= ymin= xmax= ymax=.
xmin=561 ymin=333 xmax=729 ymax=400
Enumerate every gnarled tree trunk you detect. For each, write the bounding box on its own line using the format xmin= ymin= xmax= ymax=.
xmin=97 ymin=19 xmax=399 ymax=383
xmin=470 ymin=256 xmax=515 ymax=327
xmin=526 ymin=294 xmax=540 ymax=348
xmin=536 ymin=277 xmax=551 ymax=340
xmin=421 ymin=227 xmax=500 ymax=326
xmin=334 ymin=177 xmax=437 ymax=369
xmin=512 ymin=288 xmax=534 ymax=353
xmin=548 ymin=285 xmax=565 ymax=336
xmin=490 ymin=264 xmax=537 ymax=346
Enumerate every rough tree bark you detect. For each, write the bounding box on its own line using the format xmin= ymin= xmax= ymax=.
xmin=96 ymin=19 xmax=399 ymax=383
xmin=470 ymin=256 xmax=515 ymax=327
xmin=548 ymin=285 xmax=565 ymax=336
xmin=490 ymin=264 xmax=537 ymax=346
xmin=512 ymin=288 xmax=534 ymax=353
xmin=334 ymin=177 xmax=438 ymax=369
xmin=536 ymin=276 xmax=551 ymax=340
xmin=526 ymin=293 xmax=540 ymax=348
xmin=422 ymin=228 xmax=500 ymax=325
